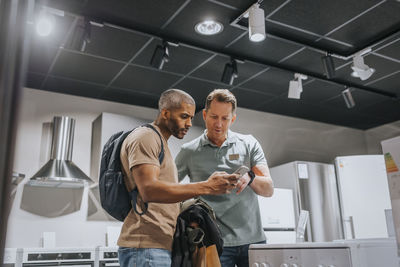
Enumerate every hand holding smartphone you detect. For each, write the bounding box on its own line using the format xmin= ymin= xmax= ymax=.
xmin=233 ymin=165 xmax=250 ymax=178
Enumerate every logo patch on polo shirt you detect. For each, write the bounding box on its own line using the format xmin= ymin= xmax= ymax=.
xmin=229 ymin=154 xmax=239 ymax=160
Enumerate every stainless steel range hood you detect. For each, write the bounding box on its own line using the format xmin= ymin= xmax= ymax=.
xmin=28 ymin=116 xmax=93 ymax=188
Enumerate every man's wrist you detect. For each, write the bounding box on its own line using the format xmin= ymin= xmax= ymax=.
xmin=247 ymin=170 xmax=256 ymax=186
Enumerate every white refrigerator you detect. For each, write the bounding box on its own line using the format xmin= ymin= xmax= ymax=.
xmin=270 ymin=161 xmax=343 ymax=242
xmin=335 ymin=155 xmax=392 ymax=239
xmin=382 ymin=136 xmax=400 ymax=256
xmin=270 ymin=156 xmax=392 ymax=242
xmin=258 ymin=188 xmax=296 ymax=244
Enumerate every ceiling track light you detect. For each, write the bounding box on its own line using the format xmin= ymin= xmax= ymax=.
xmin=69 ymin=18 xmax=92 ymax=52
xmin=342 ymin=88 xmax=356 ymax=108
xmin=288 ymin=73 xmax=308 ymax=99
xmin=150 ymin=41 xmax=170 ymax=70
xmin=248 ymin=4 xmax=266 ymax=42
xmin=69 ymin=17 xmax=395 ymax=100
xmin=221 ymin=58 xmax=239 ymax=85
xmin=321 ymin=53 xmax=336 ymax=79
xmin=351 ymin=50 xmax=375 ymax=81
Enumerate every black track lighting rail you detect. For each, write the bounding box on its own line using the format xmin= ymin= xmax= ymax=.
xmin=53 ymin=8 xmax=398 ymax=100
xmin=102 ymin=21 xmax=398 ymax=99
xmin=230 ymin=1 xmax=400 ymax=59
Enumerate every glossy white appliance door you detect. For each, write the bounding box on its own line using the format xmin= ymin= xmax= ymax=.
xmin=335 ymin=155 xmax=392 ymax=239
xmin=258 ymin=188 xmax=296 ymax=229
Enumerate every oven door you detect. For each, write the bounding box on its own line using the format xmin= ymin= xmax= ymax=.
xmin=23 ymin=263 xmax=94 ymax=267
xmin=99 ymin=261 xmax=120 ymax=267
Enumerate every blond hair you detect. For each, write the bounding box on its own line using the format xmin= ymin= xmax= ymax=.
xmin=205 ymin=89 xmax=237 ymax=114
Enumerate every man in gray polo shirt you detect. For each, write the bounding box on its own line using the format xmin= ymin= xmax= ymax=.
xmin=175 ymin=89 xmax=274 ymax=267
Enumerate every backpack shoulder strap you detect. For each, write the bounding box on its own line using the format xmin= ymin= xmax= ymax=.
xmin=131 ymin=123 xmax=165 ymax=216
xmin=143 ymin=123 xmax=165 ymax=164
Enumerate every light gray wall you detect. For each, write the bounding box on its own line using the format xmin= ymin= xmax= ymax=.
xmin=7 ymin=88 xmax=203 ymax=248
xmin=194 ymin=107 xmax=373 ymax=167
xmin=8 ymin=88 xmax=399 ymax=248
xmin=365 ymin=121 xmax=400 ymax=154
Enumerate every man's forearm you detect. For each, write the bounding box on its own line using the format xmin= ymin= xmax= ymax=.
xmin=139 ymin=180 xmax=211 ymax=203
xmin=250 ymin=176 xmax=274 ymax=197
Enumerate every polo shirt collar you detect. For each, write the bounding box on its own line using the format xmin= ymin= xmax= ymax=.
xmin=200 ymin=129 xmax=237 ymax=147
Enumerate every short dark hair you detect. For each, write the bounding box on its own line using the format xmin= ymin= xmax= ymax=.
xmin=158 ymin=89 xmax=195 ymax=111
xmin=205 ymin=89 xmax=237 ymax=114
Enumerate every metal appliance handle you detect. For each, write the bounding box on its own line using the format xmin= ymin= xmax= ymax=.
xmin=343 ymin=216 xmax=355 ymax=239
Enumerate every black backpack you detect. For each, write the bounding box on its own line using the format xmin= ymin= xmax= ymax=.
xmin=99 ymin=123 xmax=164 ymax=221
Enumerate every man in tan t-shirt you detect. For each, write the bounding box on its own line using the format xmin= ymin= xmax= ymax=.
xmin=118 ymin=89 xmax=239 ymax=267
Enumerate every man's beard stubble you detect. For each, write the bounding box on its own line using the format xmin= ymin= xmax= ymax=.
xmin=168 ymin=117 xmax=187 ymax=139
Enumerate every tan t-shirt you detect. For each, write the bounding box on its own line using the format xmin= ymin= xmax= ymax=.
xmin=117 ymin=124 xmax=180 ymax=251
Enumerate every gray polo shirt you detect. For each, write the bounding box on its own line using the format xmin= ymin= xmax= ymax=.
xmin=175 ymin=130 xmax=267 ymax=246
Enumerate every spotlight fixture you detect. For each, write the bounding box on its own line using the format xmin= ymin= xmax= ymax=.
xmin=288 ymin=73 xmax=308 ymax=99
xmin=194 ymin=20 xmax=223 ymax=35
xmin=248 ymin=4 xmax=266 ymax=42
xmin=36 ymin=13 xmax=55 ymax=36
xmin=150 ymin=41 xmax=169 ymax=70
xmin=321 ymin=54 xmax=336 ymax=79
xmin=69 ymin=18 xmax=92 ymax=52
xmin=35 ymin=7 xmax=64 ymax=37
xmin=351 ymin=52 xmax=375 ymax=81
xmin=221 ymin=58 xmax=238 ymax=85
xmin=342 ymin=88 xmax=355 ymax=108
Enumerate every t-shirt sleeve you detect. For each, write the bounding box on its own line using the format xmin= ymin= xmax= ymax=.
xmin=125 ymin=130 xmax=162 ymax=170
xmin=249 ymin=135 xmax=267 ymax=167
xmin=175 ymin=146 xmax=189 ymax=182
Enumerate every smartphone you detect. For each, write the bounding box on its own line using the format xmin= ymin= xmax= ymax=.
xmin=234 ymin=166 xmax=250 ymax=177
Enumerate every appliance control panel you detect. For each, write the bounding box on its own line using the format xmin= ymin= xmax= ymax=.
xmin=249 ymin=247 xmax=352 ymax=267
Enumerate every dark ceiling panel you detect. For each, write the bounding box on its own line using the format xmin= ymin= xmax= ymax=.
xmin=42 ymin=76 xmax=106 ymax=98
xmin=232 ymin=88 xmax=275 ymax=110
xmin=241 ymin=68 xmax=294 ymax=96
xmin=50 ymin=50 xmax=125 ymax=84
xmin=256 ymin=96 xmax=392 ymax=129
xmin=26 ymin=72 xmax=46 ymax=89
xmin=322 ymin=88 xmax=388 ymax=112
xmin=162 ymin=0 xmax=245 ymax=49
xmin=328 ymin=1 xmax=400 ymax=46
xmin=102 ymin=87 xmax=159 ymax=107
xmin=28 ymin=0 xmax=400 ymax=129
xmin=359 ymin=98 xmax=400 ymax=120
xmin=376 ymin=39 xmax=400 ymax=60
xmin=366 ymin=72 xmax=400 ymax=94
xmin=28 ymin=43 xmax=59 ymax=75
xmin=256 ymin=97 xmax=337 ymax=122
xmin=174 ymin=78 xmax=223 ymax=109
xmin=190 ymin=56 xmax=267 ymax=85
xmin=226 ymin=34 xmax=303 ymax=63
xmin=79 ymin=25 xmax=151 ymax=61
xmin=281 ymin=48 xmax=348 ymax=76
xmin=83 ymin=0 xmax=188 ymax=30
xmin=189 ymin=55 xmax=231 ymax=84
xmin=314 ymin=38 xmax=354 ymax=55
xmin=133 ymin=39 xmax=214 ymax=75
xmin=301 ymin=80 xmax=345 ymax=103
xmin=213 ymin=0 xmax=254 ymax=10
xmin=269 ymin=0 xmax=383 ymax=36
xmin=111 ymin=65 xmax=182 ymax=95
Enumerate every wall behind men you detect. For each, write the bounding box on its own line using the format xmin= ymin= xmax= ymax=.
xmin=365 ymin=120 xmax=400 ymax=154
xmin=193 ymin=108 xmax=374 ymax=167
xmin=16 ymin=87 xmax=398 ymax=173
xmin=8 ymin=88 xmax=202 ymax=248
xmin=7 ymin=87 xmax=399 ymax=248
